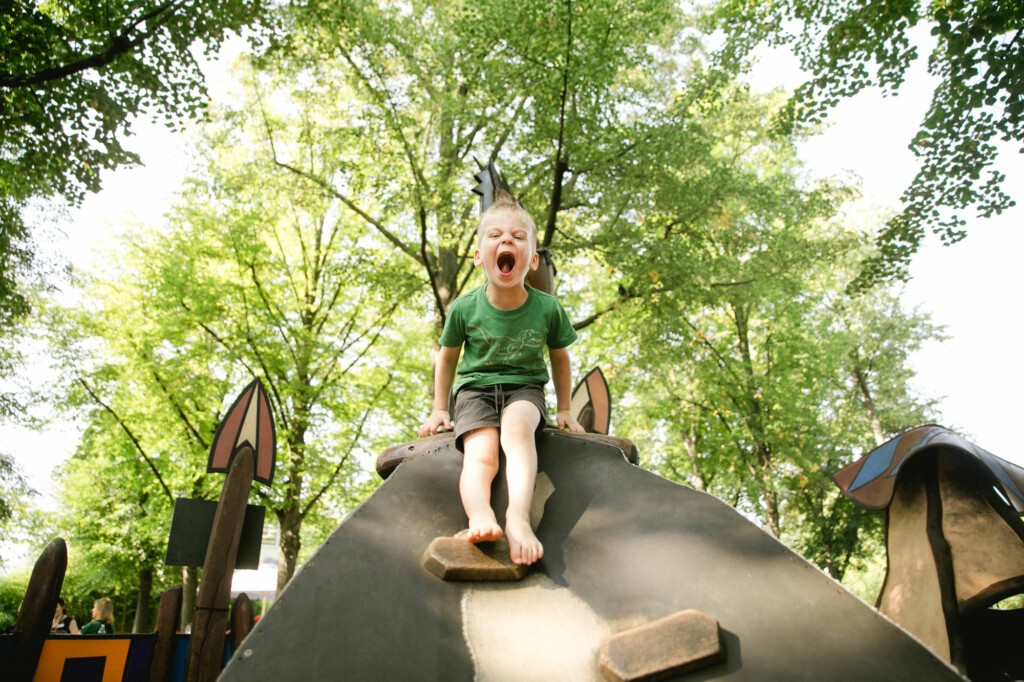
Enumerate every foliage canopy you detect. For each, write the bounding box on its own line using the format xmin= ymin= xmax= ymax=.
xmin=0 ymin=0 xmax=273 ymax=320
xmin=710 ymin=0 xmax=1024 ymax=285
xmin=17 ymin=0 xmax=947 ymax=612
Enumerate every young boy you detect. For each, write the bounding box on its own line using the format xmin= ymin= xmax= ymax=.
xmin=419 ymin=190 xmax=584 ymax=566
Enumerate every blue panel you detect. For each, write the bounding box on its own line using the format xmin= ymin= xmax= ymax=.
xmin=848 ymin=438 xmax=899 ymax=492
xmin=169 ymin=633 xmax=232 ymax=681
xmin=124 ymin=635 xmax=157 ymax=681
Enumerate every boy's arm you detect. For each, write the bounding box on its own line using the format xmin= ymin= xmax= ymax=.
xmin=549 ymin=346 xmax=585 ymax=433
xmin=419 ymin=344 xmax=460 ymax=437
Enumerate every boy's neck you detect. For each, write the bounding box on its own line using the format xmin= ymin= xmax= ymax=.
xmin=485 ymin=282 xmax=529 ymax=310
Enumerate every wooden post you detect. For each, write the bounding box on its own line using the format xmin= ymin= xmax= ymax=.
xmin=1 ymin=538 xmax=67 ymax=682
xmin=230 ymin=593 xmax=255 ymax=655
xmin=150 ymin=586 xmax=183 ymax=682
xmin=186 ymin=447 xmax=255 ymax=681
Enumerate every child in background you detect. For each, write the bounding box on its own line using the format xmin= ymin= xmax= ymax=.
xmin=51 ymin=597 xmax=80 ymax=634
xmin=80 ymin=597 xmax=115 ymax=634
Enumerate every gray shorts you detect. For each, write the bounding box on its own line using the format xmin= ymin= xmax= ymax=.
xmin=453 ymin=383 xmax=547 ymax=451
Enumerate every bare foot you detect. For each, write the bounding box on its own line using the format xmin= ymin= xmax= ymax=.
xmin=506 ymin=514 xmax=543 ymax=565
xmin=465 ymin=512 xmax=503 ymax=543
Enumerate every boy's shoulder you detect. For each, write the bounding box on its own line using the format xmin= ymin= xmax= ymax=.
xmin=527 ymin=285 xmax=559 ymax=303
xmin=449 ymin=285 xmax=486 ymax=310
xmin=449 ymin=285 xmax=562 ymax=314
xmin=526 ymin=285 xmax=568 ymax=314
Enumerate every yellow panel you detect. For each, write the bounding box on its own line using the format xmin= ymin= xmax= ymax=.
xmin=33 ymin=637 xmax=130 ymax=682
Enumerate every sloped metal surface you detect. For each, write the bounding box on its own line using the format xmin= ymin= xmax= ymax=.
xmin=222 ymin=432 xmax=962 ymax=681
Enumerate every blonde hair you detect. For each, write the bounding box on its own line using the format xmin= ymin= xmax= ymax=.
xmin=94 ymin=597 xmax=114 ymax=625
xmin=478 ymin=189 xmax=538 ymax=250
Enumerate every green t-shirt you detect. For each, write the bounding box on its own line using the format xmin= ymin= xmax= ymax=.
xmin=80 ymin=620 xmax=114 ymax=635
xmin=440 ymin=285 xmax=577 ymax=393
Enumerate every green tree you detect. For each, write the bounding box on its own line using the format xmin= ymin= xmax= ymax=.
xmin=48 ymin=78 xmax=426 ymax=598
xmin=709 ymin=0 xmax=1024 ymax=286
xmin=0 ymin=452 xmax=34 ymax=570
xmin=0 ymin=570 xmax=30 ymax=632
xmin=578 ymin=90 xmax=940 ymax=580
xmin=37 ymin=0 xmax=949 ymax=600
xmin=49 ymin=419 xmax=180 ymax=632
xmin=264 ymin=0 xmax=720 ymax=328
xmin=256 ymin=2 xmax=945 ymax=582
xmin=0 ymin=0 xmax=274 ymax=321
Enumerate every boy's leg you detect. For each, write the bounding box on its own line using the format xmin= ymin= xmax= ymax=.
xmin=499 ymin=401 xmax=544 ymax=565
xmin=460 ymin=427 xmax=503 ymax=543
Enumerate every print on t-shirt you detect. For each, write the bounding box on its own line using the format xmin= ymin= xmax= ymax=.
xmin=469 ymin=324 xmax=545 ymax=362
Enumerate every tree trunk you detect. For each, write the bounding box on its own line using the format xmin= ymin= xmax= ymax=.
xmin=276 ymin=503 xmax=302 ymax=594
xmin=133 ymin=567 xmax=153 ymax=633
xmin=681 ymin=428 xmax=707 ymax=492
xmin=180 ymin=566 xmax=197 ymax=631
xmin=758 ymin=449 xmax=781 ymax=537
xmin=852 ymin=359 xmax=886 ymax=446
xmin=731 ymin=301 xmax=780 ymax=536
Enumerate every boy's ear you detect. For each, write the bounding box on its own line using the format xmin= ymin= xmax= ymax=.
xmin=473 ymin=248 xmax=482 ymax=267
xmin=529 ymin=251 xmax=540 ymax=271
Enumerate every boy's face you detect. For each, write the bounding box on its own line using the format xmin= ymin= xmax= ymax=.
xmin=474 ymin=209 xmax=539 ymax=289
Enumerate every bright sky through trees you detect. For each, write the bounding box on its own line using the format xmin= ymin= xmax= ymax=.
xmin=6 ymin=30 xmax=1023 ymax=533
xmin=751 ymin=34 xmax=1023 ymax=466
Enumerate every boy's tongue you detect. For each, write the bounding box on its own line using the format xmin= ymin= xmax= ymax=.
xmin=497 ymin=252 xmax=516 ymax=274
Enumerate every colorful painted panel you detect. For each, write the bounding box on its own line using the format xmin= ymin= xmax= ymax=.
xmin=32 ymin=635 xmax=152 ymax=682
xmin=834 ymin=424 xmax=1024 ymax=511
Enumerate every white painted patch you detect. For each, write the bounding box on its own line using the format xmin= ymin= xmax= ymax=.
xmin=461 ymin=572 xmax=613 ymax=681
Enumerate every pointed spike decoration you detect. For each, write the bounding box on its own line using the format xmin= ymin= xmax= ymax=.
xmin=570 ymin=366 xmax=611 ymax=435
xmin=471 ymin=158 xmax=512 ymax=213
xmin=208 ymin=378 xmax=277 ymax=486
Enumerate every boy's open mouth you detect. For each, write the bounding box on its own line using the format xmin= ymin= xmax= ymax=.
xmin=497 ymin=252 xmax=516 ymax=274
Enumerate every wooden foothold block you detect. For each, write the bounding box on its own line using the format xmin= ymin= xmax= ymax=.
xmin=598 ymin=609 xmax=725 ymax=681
xmin=421 ymin=536 xmax=528 ymax=581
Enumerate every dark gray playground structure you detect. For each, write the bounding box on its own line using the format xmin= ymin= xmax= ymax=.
xmin=221 ymin=430 xmax=964 ymax=681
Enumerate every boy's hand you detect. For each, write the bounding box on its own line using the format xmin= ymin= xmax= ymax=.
xmin=419 ymin=410 xmax=453 ymax=437
xmin=555 ymin=410 xmax=585 ymax=433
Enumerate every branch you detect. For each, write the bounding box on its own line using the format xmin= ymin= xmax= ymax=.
xmin=336 ymin=44 xmax=430 ymax=194
xmin=301 ymin=375 xmax=394 ymax=518
xmin=0 ymin=0 xmax=186 ymax=88
xmin=311 ymin=298 xmax=400 ymax=403
xmin=543 ymin=0 xmax=575 ymax=249
xmin=150 ymin=368 xmax=209 ymax=451
xmin=420 ymin=205 xmax=447 ymax=325
xmin=273 ymin=158 xmax=420 ymax=262
xmin=181 ymin=299 xmax=290 ymax=433
xmin=76 ymin=375 xmax=175 ymax=502
xmin=484 ymin=96 xmax=528 ymax=163
xmin=573 ymin=285 xmax=636 ymax=330
xmin=681 ymin=315 xmax=744 ymax=388
xmin=455 ymin=225 xmax=479 ymax=300
xmin=248 ymin=262 xmax=300 ymax=367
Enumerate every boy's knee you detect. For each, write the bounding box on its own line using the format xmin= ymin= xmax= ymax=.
xmin=499 ymin=417 xmax=539 ymax=451
xmin=501 ymin=400 xmax=541 ymax=425
xmin=463 ymin=427 xmax=499 ymax=457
